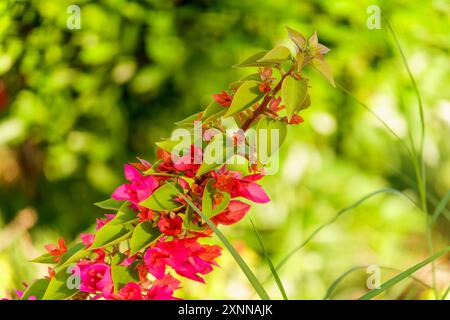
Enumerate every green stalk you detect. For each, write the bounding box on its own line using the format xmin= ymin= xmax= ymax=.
xmin=383 ymin=16 xmax=437 ymax=298
xmin=170 ymin=184 xmax=271 ymax=300
xmin=249 ymin=218 xmax=288 ymax=300
xmin=359 ymin=246 xmax=450 ymax=300
xmin=323 ymin=265 xmax=432 ymax=300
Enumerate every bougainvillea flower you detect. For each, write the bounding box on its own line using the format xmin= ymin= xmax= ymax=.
xmin=44 ymin=237 xmax=67 ymax=262
xmin=80 ymin=233 xmax=106 ymax=262
xmin=212 ymin=200 xmax=251 ymax=225
xmin=112 ymin=164 xmax=159 ymax=208
xmin=212 ymin=90 xmax=232 ymax=107
xmin=172 ymin=145 xmax=202 ymax=178
xmin=258 ymin=81 xmax=271 ymax=93
xmin=157 ymin=215 xmax=183 ymax=236
xmin=131 ymin=157 xmax=152 ymax=172
xmin=285 ymin=114 xmax=304 ymax=125
xmin=95 ymin=213 xmax=116 ymax=230
xmin=138 ymin=208 xmax=155 ymax=222
xmin=78 ymin=262 xmax=113 ymax=299
xmin=146 ymin=274 xmax=181 ymax=300
xmin=212 ymin=168 xmax=270 ymax=203
xmin=144 ymin=238 xmax=221 ymax=283
xmin=113 ymin=282 xmax=142 ymax=300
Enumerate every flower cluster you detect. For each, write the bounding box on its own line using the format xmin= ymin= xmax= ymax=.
xmin=13 ymin=28 xmax=333 ymax=300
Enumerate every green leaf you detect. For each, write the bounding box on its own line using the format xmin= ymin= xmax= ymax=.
xmin=224 ymin=81 xmax=263 ymax=117
xmin=202 ymin=180 xmax=231 ymax=218
xmin=94 ymin=198 xmax=123 ymax=211
xmin=170 ymin=184 xmax=270 ymax=300
xmin=42 ymin=269 xmax=79 ymax=300
xmin=229 ymin=73 xmax=261 ymax=91
xmin=256 ymin=117 xmax=287 ymax=159
xmin=257 ymin=46 xmax=291 ymax=63
xmin=287 ymin=27 xmax=307 ymax=50
xmin=111 ymin=254 xmax=140 ymax=293
xmin=21 ymin=278 xmax=50 ymax=300
xmin=174 ymin=112 xmax=202 ymax=128
xmin=90 ymin=224 xmax=132 ymax=250
xmin=129 ymin=222 xmax=161 ymax=255
xmin=281 ymin=75 xmax=308 ymax=120
xmin=56 ymin=242 xmax=89 ymax=272
xmin=311 ymin=57 xmax=335 ymax=87
xmin=196 ymin=134 xmax=235 ymax=176
xmin=109 ymin=202 xmax=138 ymax=225
xmin=155 ymin=135 xmax=192 ymax=154
xmin=202 ymin=100 xmax=226 ymax=122
xmin=139 ymin=182 xmax=184 ymax=211
xmin=430 ymin=190 xmax=450 ymax=225
xmin=233 ymin=51 xmax=275 ymax=68
xmin=30 ymin=252 xmax=57 ymax=264
xmin=359 ymin=246 xmax=450 ymax=300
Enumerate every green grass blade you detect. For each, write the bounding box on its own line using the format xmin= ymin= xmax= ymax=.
xmin=275 ymin=188 xmax=415 ymax=271
xmin=249 ymin=218 xmax=288 ymax=300
xmin=359 ymin=246 xmax=450 ymax=300
xmin=323 ymin=265 xmax=432 ymax=300
xmin=430 ymin=190 xmax=450 ymax=226
xmin=169 ymin=184 xmax=270 ymax=300
xmin=441 ymin=284 xmax=450 ymax=300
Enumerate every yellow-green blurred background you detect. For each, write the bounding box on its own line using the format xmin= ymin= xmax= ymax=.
xmin=0 ymin=0 xmax=449 ymax=299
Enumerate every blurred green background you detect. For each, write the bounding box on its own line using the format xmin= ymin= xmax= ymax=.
xmin=0 ymin=0 xmax=449 ymax=299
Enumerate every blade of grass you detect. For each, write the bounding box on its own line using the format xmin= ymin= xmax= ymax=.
xmin=430 ymin=190 xmax=450 ymax=226
xmin=249 ymin=217 xmax=288 ymax=300
xmin=169 ymin=184 xmax=270 ymax=300
xmin=441 ymin=284 xmax=450 ymax=300
xmin=359 ymin=246 xmax=450 ymax=300
xmin=323 ymin=265 xmax=432 ymax=300
xmin=274 ymin=188 xmax=418 ymax=271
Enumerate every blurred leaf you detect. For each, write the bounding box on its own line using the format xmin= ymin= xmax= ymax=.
xmin=281 ymin=76 xmax=308 ymax=120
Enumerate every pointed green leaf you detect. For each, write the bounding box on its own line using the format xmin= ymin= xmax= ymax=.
xmin=233 ymin=51 xmax=275 ymax=68
xmin=30 ymin=252 xmax=57 ymax=264
xmin=287 ymin=27 xmax=307 ymax=50
xmin=224 ymin=81 xmax=263 ymax=117
xmin=111 ymin=254 xmax=140 ymax=293
xmin=202 ymin=180 xmax=231 ymax=218
xmin=56 ymin=242 xmax=89 ymax=271
xmin=129 ymin=222 xmax=161 ymax=255
xmin=139 ymin=182 xmax=184 ymax=211
xmin=196 ymin=134 xmax=235 ymax=176
xmin=21 ymin=278 xmax=50 ymax=300
xmin=311 ymin=57 xmax=335 ymax=87
xmin=174 ymin=112 xmax=202 ymax=128
xmin=42 ymin=269 xmax=79 ymax=300
xmin=258 ymin=46 xmax=291 ymax=63
xmin=202 ymin=100 xmax=226 ymax=122
xmin=90 ymin=224 xmax=132 ymax=250
xmin=109 ymin=202 xmax=138 ymax=225
xmin=281 ymin=75 xmax=308 ymax=120
xmin=256 ymin=117 xmax=287 ymax=159
xmin=94 ymin=198 xmax=123 ymax=211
